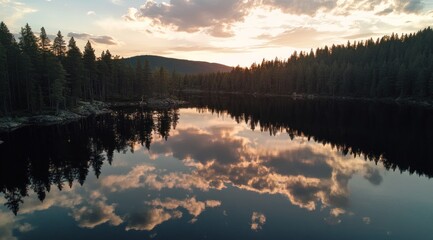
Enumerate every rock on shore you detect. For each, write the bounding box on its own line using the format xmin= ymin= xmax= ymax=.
xmin=0 ymin=101 xmax=111 ymax=132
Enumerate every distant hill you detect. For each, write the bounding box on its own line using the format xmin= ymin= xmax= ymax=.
xmin=125 ymin=55 xmax=232 ymax=74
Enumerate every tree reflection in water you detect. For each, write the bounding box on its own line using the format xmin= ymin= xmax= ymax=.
xmin=1 ymin=95 xmax=433 ymax=217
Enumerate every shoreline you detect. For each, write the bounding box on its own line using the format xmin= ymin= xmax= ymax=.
xmin=0 ymin=101 xmax=112 ymax=133
xmin=180 ymin=89 xmax=433 ymax=108
xmin=0 ymin=98 xmax=189 ymax=133
xmin=1 ymin=93 xmax=432 ymax=133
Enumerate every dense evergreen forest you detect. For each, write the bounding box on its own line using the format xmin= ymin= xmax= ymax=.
xmin=126 ymin=55 xmax=231 ymax=74
xmin=1 ymin=21 xmax=433 ymax=117
xmin=0 ymin=22 xmax=180 ymax=116
xmin=182 ymin=27 xmax=433 ymax=99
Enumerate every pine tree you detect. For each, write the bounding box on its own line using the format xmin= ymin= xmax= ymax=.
xmin=39 ymin=27 xmax=51 ymax=53
xmin=101 ymin=49 xmax=112 ymax=98
xmin=19 ymin=24 xmax=39 ymax=60
xmin=19 ymin=23 xmax=40 ymax=112
xmin=0 ymin=22 xmax=14 ymax=47
xmin=82 ymin=41 xmax=96 ymax=102
xmin=52 ymin=31 xmax=66 ymax=57
xmin=65 ymin=37 xmax=83 ymax=105
xmin=0 ymin=42 xmax=10 ymax=115
xmin=48 ymin=56 xmax=66 ymax=113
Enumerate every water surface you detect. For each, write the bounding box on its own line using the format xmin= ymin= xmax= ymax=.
xmin=1 ymin=97 xmax=433 ymax=239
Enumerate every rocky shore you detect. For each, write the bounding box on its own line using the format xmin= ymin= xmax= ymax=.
xmin=109 ymin=97 xmax=189 ymax=109
xmin=0 ymin=98 xmax=189 ymax=133
xmin=0 ymin=101 xmax=111 ymax=132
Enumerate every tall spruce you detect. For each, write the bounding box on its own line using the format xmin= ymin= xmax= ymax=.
xmin=82 ymin=41 xmax=96 ymax=102
xmin=64 ymin=37 xmax=83 ymax=105
xmin=52 ymin=31 xmax=66 ymax=58
xmin=19 ymin=23 xmax=40 ymax=112
xmin=39 ymin=27 xmax=51 ymax=53
xmin=0 ymin=43 xmax=10 ymax=115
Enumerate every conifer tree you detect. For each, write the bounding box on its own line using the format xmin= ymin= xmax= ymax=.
xmin=64 ymin=37 xmax=83 ymax=105
xmin=83 ymin=41 xmax=96 ymax=101
xmin=52 ymin=31 xmax=66 ymax=57
xmin=39 ymin=27 xmax=51 ymax=53
xmin=0 ymin=43 xmax=10 ymax=115
xmin=19 ymin=23 xmax=40 ymax=112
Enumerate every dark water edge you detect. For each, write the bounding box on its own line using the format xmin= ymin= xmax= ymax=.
xmin=180 ymin=89 xmax=433 ymax=108
xmin=1 ymin=92 xmax=431 ymax=134
xmin=0 ymin=98 xmax=187 ymax=133
xmin=183 ymin=93 xmax=433 ymax=177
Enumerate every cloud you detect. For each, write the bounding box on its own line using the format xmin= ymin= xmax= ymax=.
xmin=101 ymin=164 xmax=214 ymax=192
xmin=87 ymin=11 xmax=96 ymax=16
xmin=125 ymin=0 xmax=339 ymax=38
xmin=403 ymin=0 xmax=423 ymax=13
xmin=0 ymin=211 xmax=17 ymax=240
xmin=16 ymin=222 xmax=33 ymax=232
xmin=330 ymin=208 xmax=346 ymax=217
xmin=338 ymin=0 xmax=424 ymax=14
xmin=17 ymin=186 xmax=122 ymax=230
xmin=251 ymin=212 xmax=266 ymax=231
xmin=71 ymin=200 xmax=123 ymax=228
xmin=264 ymin=147 xmax=332 ymax=178
xmin=261 ymin=0 xmax=337 ymax=15
xmin=125 ymin=208 xmax=182 ymax=231
xmin=125 ymin=197 xmax=221 ymax=230
xmin=342 ymin=0 xmax=425 ymax=15
xmin=363 ymin=166 xmax=383 ymax=186
xmin=151 ymin=127 xmax=247 ymax=165
xmin=112 ymin=0 xmax=124 ymax=5
xmin=19 ymin=187 xmax=82 ymax=214
xmin=149 ymin=126 xmax=378 ymax=212
xmin=147 ymin=197 xmax=221 ymax=217
xmin=0 ymin=0 xmax=37 ymax=24
xmin=205 ymin=200 xmax=222 ymax=208
xmin=376 ymin=7 xmax=394 ymax=15
xmin=101 ymin=164 xmax=155 ymax=191
xmin=0 ymin=210 xmax=34 ymax=240
xmin=127 ymin=0 xmax=254 ymax=37
xmin=67 ymin=32 xmax=120 ymax=45
xmin=257 ymin=27 xmax=329 ymax=48
xmin=363 ymin=217 xmax=371 ymax=224
xmin=105 ymin=125 xmax=383 ymax=226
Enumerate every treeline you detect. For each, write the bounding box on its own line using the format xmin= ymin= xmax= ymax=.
xmin=182 ymin=27 xmax=433 ymax=99
xmin=0 ymin=22 xmax=181 ymax=116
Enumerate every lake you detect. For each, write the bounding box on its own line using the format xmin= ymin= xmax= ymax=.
xmin=1 ymin=95 xmax=433 ymax=240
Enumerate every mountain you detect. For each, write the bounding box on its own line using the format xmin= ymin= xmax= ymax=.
xmin=125 ymin=55 xmax=232 ymax=74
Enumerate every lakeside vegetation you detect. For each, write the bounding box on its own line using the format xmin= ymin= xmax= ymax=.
xmin=0 ymin=22 xmax=181 ymax=116
xmin=1 ymin=21 xmax=433 ymax=117
xmin=182 ymin=27 xmax=433 ymax=100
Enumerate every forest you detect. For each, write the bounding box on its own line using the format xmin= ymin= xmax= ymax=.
xmin=181 ymin=27 xmax=433 ymax=99
xmin=0 ymin=22 xmax=178 ymax=116
xmin=1 ymin=22 xmax=433 ymax=117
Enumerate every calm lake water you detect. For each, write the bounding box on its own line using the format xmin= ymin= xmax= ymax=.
xmin=1 ymin=95 xmax=433 ymax=240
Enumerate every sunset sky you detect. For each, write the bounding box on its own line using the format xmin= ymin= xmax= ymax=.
xmin=1 ymin=0 xmax=433 ymax=66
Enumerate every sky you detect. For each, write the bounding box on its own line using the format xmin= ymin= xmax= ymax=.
xmin=1 ymin=0 xmax=433 ymax=67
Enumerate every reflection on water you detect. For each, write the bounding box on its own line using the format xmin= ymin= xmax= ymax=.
xmin=1 ymin=97 xmax=433 ymax=239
